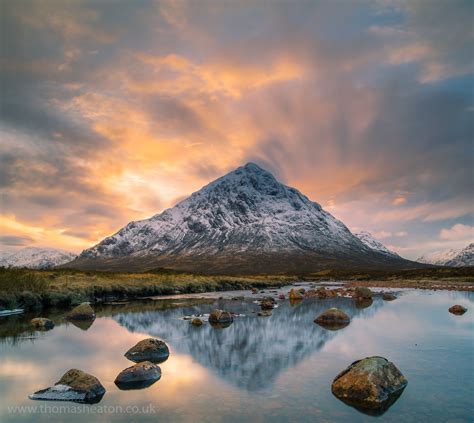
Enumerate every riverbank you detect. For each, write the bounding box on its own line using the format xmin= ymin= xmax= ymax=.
xmin=1 ymin=266 xmax=473 ymax=312
xmin=305 ymin=266 xmax=474 ymax=291
xmin=0 ymin=268 xmax=293 ymax=311
xmin=345 ymin=279 xmax=474 ymax=291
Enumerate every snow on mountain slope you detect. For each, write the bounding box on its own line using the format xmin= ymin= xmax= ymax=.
xmin=417 ymin=249 xmax=459 ymax=265
xmin=0 ymin=251 xmax=13 ymax=267
xmin=418 ymin=243 xmax=473 ymax=267
xmin=355 ymin=231 xmax=400 ymax=258
xmin=70 ymin=163 xmax=414 ymax=273
xmin=1 ymin=247 xmax=77 ymax=269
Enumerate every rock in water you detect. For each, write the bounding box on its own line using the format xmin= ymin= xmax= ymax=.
xmin=289 ymin=289 xmax=303 ymax=300
xmin=353 ymin=287 xmax=373 ymax=299
xmin=314 ymin=308 xmax=350 ymax=330
xmin=69 ymin=319 xmax=95 ymax=331
xmin=449 ymin=305 xmax=467 ymax=315
xmin=125 ymin=338 xmax=170 ymax=363
xmin=191 ymin=318 xmax=203 ymax=326
xmin=209 ymin=309 xmax=234 ymax=324
xmin=31 ymin=318 xmax=54 ymax=330
xmin=331 ymin=357 xmax=407 ymax=415
xmin=258 ymin=310 xmax=272 ymax=317
xmin=29 ymin=369 xmax=105 ymax=404
xmin=305 ymin=287 xmax=337 ymax=299
xmin=382 ymin=293 xmax=397 ymax=301
xmin=355 ymin=298 xmax=373 ymax=309
xmin=114 ymin=361 xmax=161 ymax=390
xmin=260 ymin=297 xmax=276 ymax=310
xmin=66 ymin=303 xmax=95 ymax=320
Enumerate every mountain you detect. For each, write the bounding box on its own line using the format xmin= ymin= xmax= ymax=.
xmin=355 ymin=231 xmax=401 ymax=258
xmin=417 ymin=243 xmax=474 ymax=267
xmin=67 ymin=163 xmax=417 ymax=274
xmin=1 ymin=247 xmax=77 ymax=269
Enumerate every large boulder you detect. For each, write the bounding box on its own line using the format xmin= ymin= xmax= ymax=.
xmin=354 ymin=287 xmax=373 ymax=300
xmin=125 ymin=338 xmax=170 ymax=363
xmin=258 ymin=310 xmax=272 ymax=317
xmin=29 ymin=369 xmax=105 ymax=404
xmin=114 ymin=361 xmax=161 ymax=390
xmin=314 ymin=308 xmax=350 ymax=330
xmin=209 ymin=309 xmax=233 ymax=324
xmin=31 ymin=318 xmax=54 ymax=330
xmin=332 ymin=356 xmax=407 ymax=415
xmin=66 ymin=303 xmax=95 ymax=321
xmin=449 ymin=305 xmax=467 ymax=315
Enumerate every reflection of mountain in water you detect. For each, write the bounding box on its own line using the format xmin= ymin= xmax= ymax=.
xmin=114 ymin=297 xmax=384 ymax=391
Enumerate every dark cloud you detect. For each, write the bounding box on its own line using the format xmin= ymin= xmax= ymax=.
xmin=61 ymin=230 xmax=93 ymax=240
xmin=0 ymin=235 xmax=34 ymax=246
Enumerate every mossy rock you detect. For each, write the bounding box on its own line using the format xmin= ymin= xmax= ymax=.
xmin=332 ymin=357 xmax=407 ymax=415
xmin=125 ymin=338 xmax=170 ymax=363
xmin=29 ymin=369 xmax=105 ymax=404
xmin=66 ymin=303 xmax=95 ymax=321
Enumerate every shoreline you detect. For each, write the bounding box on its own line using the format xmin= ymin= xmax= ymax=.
xmin=1 ymin=267 xmax=473 ymax=312
xmin=344 ymin=279 xmax=474 ymax=292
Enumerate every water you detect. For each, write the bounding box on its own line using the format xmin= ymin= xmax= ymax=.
xmin=0 ymin=286 xmax=472 ymax=422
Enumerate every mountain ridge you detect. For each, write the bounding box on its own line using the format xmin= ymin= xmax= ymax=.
xmin=417 ymin=243 xmax=473 ymax=267
xmin=0 ymin=247 xmax=77 ymax=269
xmin=66 ymin=163 xmax=419 ymax=274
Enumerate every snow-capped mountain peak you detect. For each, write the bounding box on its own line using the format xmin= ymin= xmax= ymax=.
xmin=417 ymin=243 xmax=474 ymax=267
xmin=354 ymin=231 xmax=400 ymax=258
xmin=70 ymin=163 xmax=412 ymax=273
xmin=1 ymin=247 xmax=77 ymax=269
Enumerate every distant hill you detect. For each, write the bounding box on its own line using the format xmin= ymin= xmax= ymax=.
xmin=66 ymin=163 xmax=421 ymax=274
xmin=417 ymin=243 xmax=474 ymax=267
xmin=0 ymin=247 xmax=77 ymax=269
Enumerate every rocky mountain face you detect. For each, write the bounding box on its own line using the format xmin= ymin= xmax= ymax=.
xmin=68 ymin=163 xmax=416 ymax=274
xmin=355 ymin=231 xmax=400 ymax=258
xmin=417 ymin=243 xmax=474 ymax=267
xmin=0 ymin=247 xmax=77 ymax=269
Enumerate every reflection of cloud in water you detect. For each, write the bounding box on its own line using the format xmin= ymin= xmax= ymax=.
xmin=114 ymin=298 xmax=384 ymax=391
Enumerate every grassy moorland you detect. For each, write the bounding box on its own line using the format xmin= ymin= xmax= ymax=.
xmin=0 ymin=267 xmax=293 ymax=311
xmin=304 ymin=267 xmax=474 ymax=290
xmin=0 ymin=266 xmax=473 ymax=312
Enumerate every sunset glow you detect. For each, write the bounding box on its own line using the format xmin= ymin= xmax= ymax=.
xmin=1 ymin=0 xmax=472 ymax=259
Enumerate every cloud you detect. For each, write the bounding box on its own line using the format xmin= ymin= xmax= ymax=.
xmin=392 ymin=196 xmax=407 ymax=206
xmin=373 ymin=0 xmax=474 ymax=82
xmin=373 ymin=231 xmax=392 ymax=239
xmin=0 ymin=0 xmax=471 ymax=258
xmin=439 ymin=224 xmax=474 ymax=242
xmin=0 ymin=235 xmax=34 ymax=246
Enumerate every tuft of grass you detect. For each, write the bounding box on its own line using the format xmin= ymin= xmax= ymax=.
xmin=0 ymin=268 xmax=48 ymax=293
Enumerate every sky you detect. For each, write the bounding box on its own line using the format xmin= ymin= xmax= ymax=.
xmin=0 ymin=0 xmax=473 ymax=260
